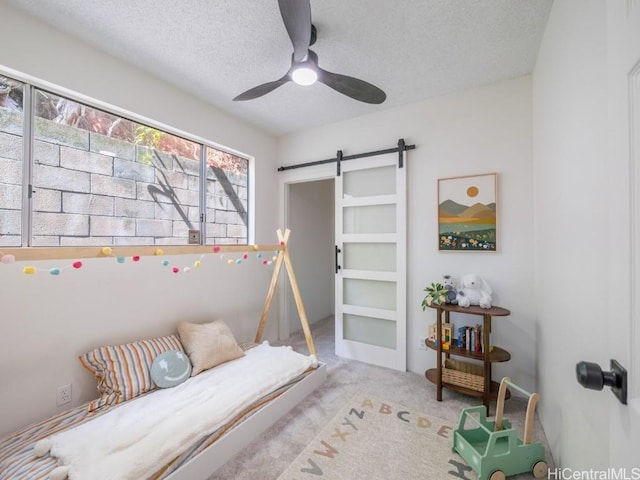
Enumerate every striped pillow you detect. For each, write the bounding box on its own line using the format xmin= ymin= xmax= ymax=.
xmin=79 ymin=334 xmax=184 ymax=412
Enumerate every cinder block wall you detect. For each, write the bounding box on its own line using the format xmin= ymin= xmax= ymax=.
xmin=0 ymin=109 xmax=247 ymax=246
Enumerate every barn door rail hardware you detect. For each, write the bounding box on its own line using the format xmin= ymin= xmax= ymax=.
xmin=277 ymin=138 xmax=415 ymax=174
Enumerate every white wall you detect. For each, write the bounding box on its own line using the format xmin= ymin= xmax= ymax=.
xmin=286 ymin=180 xmax=334 ymax=334
xmin=278 ymin=76 xmax=535 ymax=389
xmin=0 ymin=3 xmax=280 ymax=437
xmin=533 ymin=0 xmax=611 ymax=469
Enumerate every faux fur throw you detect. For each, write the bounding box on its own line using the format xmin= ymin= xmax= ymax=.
xmin=34 ymin=343 xmax=317 ymax=480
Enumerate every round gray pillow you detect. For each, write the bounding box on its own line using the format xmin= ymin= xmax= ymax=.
xmin=151 ymin=350 xmax=192 ymax=388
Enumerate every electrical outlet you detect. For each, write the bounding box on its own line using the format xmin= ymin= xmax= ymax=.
xmin=418 ymin=337 xmax=427 ymax=350
xmin=57 ymin=384 xmax=72 ymax=406
xmin=188 ymin=229 xmax=200 ymax=244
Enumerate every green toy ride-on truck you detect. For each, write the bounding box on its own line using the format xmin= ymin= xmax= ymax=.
xmin=452 ymin=377 xmax=548 ymax=480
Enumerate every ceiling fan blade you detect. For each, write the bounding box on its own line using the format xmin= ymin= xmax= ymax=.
xmin=278 ymin=0 xmax=312 ymax=62
xmin=317 ymin=68 xmax=386 ymax=104
xmin=233 ymin=75 xmax=290 ymax=101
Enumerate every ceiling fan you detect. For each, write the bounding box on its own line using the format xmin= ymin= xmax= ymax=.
xmin=233 ymin=0 xmax=386 ymax=104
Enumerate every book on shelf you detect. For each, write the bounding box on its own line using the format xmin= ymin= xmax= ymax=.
xmin=457 ymin=324 xmax=485 ymax=353
xmin=457 ymin=326 xmax=467 ymax=349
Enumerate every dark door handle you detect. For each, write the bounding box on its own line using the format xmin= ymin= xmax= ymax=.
xmin=576 ymin=359 xmax=627 ymax=405
xmin=335 ymin=245 xmax=341 ymax=274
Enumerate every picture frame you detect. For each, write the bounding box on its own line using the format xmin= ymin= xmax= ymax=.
xmin=438 ymin=173 xmax=497 ymax=251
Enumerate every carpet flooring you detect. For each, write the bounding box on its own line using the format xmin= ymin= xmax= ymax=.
xmin=277 ymin=393 xmax=482 ymax=479
xmin=208 ymin=316 xmax=554 ymax=479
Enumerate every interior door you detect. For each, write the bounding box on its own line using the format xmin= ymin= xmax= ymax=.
xmin=334 ymin=153 xmax=406 ymax=371
xmin=608 ymin=1 xmax=640 ymax=465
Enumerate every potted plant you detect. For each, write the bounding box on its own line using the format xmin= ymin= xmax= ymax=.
xmin=421 ymin=282 xmax=448 ymax=309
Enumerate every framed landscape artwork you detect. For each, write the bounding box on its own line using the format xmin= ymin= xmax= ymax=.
xmin=438 ymin=173 xmax=497 ymax=251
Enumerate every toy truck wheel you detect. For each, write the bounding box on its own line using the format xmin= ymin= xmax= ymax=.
xmin=532 ymin=461 xmax=548 ymax=478
xmin=490 ymin=471 xmax=506 ymax=480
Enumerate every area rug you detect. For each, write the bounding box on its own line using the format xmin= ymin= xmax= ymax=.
xmin=277 ymin=392 xmax=478 ymax=480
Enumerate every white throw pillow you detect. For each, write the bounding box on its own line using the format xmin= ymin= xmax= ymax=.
xmin=177 ymin=319 xmax=245 ymax=376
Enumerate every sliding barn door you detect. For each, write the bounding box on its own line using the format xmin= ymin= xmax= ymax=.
xmin=335 ymin=153 xmax=406 ymax=371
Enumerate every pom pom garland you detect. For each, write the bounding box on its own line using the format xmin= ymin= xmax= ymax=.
xmin=0 ymin=252 xmax=16 ymax=264
xmin=11 ymin=245 xmax=281 ymax=276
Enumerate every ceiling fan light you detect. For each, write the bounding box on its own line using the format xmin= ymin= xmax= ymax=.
xmin=291 ymin=67 xmax=317 ymax=86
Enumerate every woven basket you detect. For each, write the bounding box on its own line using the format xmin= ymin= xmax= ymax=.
xmin=442 ymin=358 xmax=484 ymax=392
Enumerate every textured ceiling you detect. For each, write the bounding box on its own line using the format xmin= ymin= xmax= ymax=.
xmin=5 ymin=0 xmax=553 ymax=136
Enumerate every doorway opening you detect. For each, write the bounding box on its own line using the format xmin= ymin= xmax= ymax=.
xmin=284 ymin=178 xmax=335 ymax=338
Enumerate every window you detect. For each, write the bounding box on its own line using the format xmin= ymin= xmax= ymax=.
xmin=206 ymin=147 xmax=248 ymax=244
xmin=0 ymin=73 xmax=250 ymax=247
xmin=0 ymin=75 xmax=24 ymax=247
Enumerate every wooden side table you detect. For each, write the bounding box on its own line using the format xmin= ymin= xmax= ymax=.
xmin=425 ymin=303 xmax=511 ymax=415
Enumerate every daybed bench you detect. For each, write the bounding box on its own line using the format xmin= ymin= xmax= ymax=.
xmin=0 ymin=229 xmax=326 ymax=480
xmin=0 ymin=338 xmax=325 ymax=480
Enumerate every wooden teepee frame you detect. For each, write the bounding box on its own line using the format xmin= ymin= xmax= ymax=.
xmin=254 ymin=229 xmax=316 ymax=356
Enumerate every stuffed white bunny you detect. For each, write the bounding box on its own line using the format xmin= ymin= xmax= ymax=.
xmin=455 ymin=273 xmax=492 ymax=308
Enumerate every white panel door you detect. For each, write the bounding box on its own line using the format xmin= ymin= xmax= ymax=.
xmin=608 ymin=1 xmax=640 ymax=465
xmin=335 ymin=153 xmax=406 ymax=371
